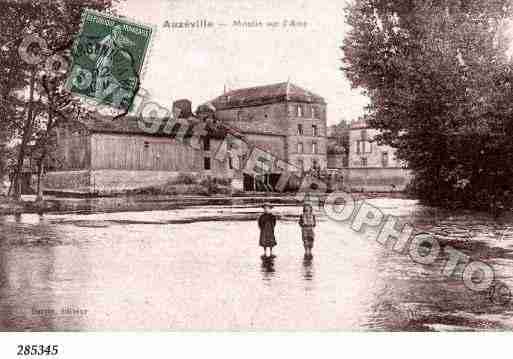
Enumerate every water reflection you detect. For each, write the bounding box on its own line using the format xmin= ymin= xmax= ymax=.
xmin=302 ymin=254 xmax=314 ymax=281
xmin=260 ymin=256 xmax=275 ymax=281
xmin=0 ymin=232 xmax=58 ymax=330
xmin=0 ymin=217 xmax=90 ymax=331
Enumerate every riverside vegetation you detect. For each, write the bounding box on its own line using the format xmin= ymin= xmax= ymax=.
xmin=126 ymin=173 xmax=234 ymax=196
xmin=343 ymin=0 xmax=513 ymax=215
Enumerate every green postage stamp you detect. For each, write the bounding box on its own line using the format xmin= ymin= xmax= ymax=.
xmin=67 ymin=9 xmax=153 ymax=110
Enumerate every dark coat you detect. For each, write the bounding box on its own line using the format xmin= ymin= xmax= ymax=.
xmin=258 ymin=213 xmax=277 ymax=248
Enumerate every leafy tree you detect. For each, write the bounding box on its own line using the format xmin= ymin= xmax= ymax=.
xmin=343 ymin=0 xmax=513 ymax=213
xmin=0 ymin=0 xmax=115 ymax=199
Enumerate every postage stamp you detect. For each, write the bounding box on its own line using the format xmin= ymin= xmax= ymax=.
xmin=66 ymin=9 xmax=153 ymax=110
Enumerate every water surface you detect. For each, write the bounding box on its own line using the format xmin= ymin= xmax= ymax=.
xmin=1 ymin=199 xmax=513 ymax=331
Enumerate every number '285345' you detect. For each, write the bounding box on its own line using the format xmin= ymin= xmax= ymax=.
xmin=17 ymin=345 xmax=59 ymax=356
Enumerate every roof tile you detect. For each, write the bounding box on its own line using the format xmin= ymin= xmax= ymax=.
xmin=210 ymin=82 xmax=325 ymax=110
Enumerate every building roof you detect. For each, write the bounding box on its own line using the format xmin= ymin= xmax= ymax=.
xmin=79 ymin=116 xmax=148 ymax=135
xmin=209 ymin=82 xmax=326 ymax=110
xmin=350 ymin=119 xmax=368 ymax=130
xmin=75 ymin=115 xmax=243 ymax=140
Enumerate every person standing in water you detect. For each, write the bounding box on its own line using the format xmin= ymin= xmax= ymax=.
xmin=258 ymin=203 xmax=277 ymax=257
xmin=299 ymin=203 xmax=316 ymax=257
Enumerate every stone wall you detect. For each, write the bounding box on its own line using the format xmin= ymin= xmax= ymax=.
xmin=215 ymin=100 xmax=328 ymax=170
xmin=215 ymin=103 xmax=289 ymax=135
xmin=43 ymin=170 xmax=92 ymax=193
xmin=287 ymin=138 xmax=327 ymax=171
xmin=43 ymin=168 xmax=243 ymax=195
xmin=286 ymin=101 xmax=328 ymax=171
xmin=90 ymin=170 xmax=185 ymax=194
xmin=343 ymin=167 xmax=412 ymax=192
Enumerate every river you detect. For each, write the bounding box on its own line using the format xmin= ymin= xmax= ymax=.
xmin=1 ymin=198 xmax=512 ymax=331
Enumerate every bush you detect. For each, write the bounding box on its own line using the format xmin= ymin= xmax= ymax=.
xmin=126 ymin=175 xmax=233 ymax=196
xmin=172 ymin=173 xmax=198 ymax=185
xmin=199 ymin=176 xmax=232 ymax=195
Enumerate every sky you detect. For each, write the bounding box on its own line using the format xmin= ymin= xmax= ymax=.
xmin=116 ymin=0 xmax=369 ymax=125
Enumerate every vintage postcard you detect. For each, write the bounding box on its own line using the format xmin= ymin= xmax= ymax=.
xmin=2 ymin=0 xmax=513 ymax=346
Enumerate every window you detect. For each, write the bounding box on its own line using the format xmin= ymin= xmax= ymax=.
xmin=312 ymin=142 xmax=318 ymax=154
xmin=382 ymin=151 xmax=389 ymax=168
xmin=228 ymin=156 xmax=234 ymax=169
xmin=203 ymin=137 xmax=210 ymax=151
xmin=356 ymin=140 xmax=372 ymax=154
xmin=144 ymin=141 xmax=150 ymax=149
xmin=312 ymin=125 xmax=318 ymax=137
xmin=297 ymin=124 xmax=303 ymax=135
xmin=204 ymin=157 xmax=211 ymax=170
xmin=361 ymin=129 xmax=367 ymax=140
xmin=366 ymin=141 xmax=372 ymax=153
xmin=312 ymin=106 xmax=319 ymax=119
xmin=297 ymin=104 xmax=303 ymax=117
xmin=297 ymin=142 xmax=304 ymax=153
xmin=361 ymin=157 xmax=368 ymax=167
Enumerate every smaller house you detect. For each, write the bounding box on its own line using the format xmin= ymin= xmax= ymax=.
xmin=345 ymin=119 xmax=411 ymax=192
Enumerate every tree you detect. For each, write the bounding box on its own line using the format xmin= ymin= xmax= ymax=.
xmin=0 ymin=0 xmax=115 ymax=199
xmin=327 ymin=118 xmax=350 ymax=156
xmin=343 ymin=0 xmax=513 ymax=213
xmin=0 ymin=134 xmax=11 ymax=194
xmin=31 ymin=74 xmax=85 ymax=200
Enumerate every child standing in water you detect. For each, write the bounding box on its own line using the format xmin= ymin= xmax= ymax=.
xmin=299 ymin=203 xmax=316 ymax=257
xmin=258 ymin=203 xmax=277 ymax=257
